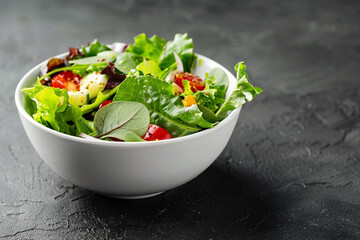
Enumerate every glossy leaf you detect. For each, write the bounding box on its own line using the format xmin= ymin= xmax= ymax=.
xmin=114 ymin=75 xmax=213 ymax=137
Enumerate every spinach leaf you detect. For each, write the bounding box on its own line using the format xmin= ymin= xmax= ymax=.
xmin=126 ymin=34 xmax=166 ymax=63
xmin=113 ymin=75 xmax=213 ymax=137
xmin=113 ymin=52 xmax=143 ymax=74
xmin=215 ymin=62 xmax=262 ymax=121
xmin=94 ymin=101 xmax=150 ymax=140
xmin=159 ymin=33 xmax=196 ymax=72
xmin=81 ymin=39 xmax=111 ymax=57
xmin=197 ymin=105 xmax=218 ymax=123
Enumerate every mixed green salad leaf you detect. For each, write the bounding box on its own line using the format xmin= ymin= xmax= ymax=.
xmin=21 ymin=33 xmax=262 ymax=142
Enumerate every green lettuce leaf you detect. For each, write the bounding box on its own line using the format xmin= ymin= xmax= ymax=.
xmin=22 ymin=83 xmax=95 ymax=136
xmin=215 ymin=62 xmax=262 ymax=120
xmin=126 ymin=33 xmax=166 ymax=62
xmin=159 ymin=33 xmax=196 ymax=72
xmin=21 ymin=79 xmax=47 ymax=115
xmin=32 ymin=87 xmax=68 ymax=132
xmin=81 ymin=39 xmax=111 ymax=57
xmin=204 ymin=68 xmax=229 ymax=110
xmin=113 ymin=75 xmax=213 ymax=137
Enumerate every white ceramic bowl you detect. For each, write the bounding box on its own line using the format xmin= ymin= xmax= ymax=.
xmin=15 ymin=52 xmax=241 ymax=199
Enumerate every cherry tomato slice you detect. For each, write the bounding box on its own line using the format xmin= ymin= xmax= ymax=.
xmin=142 ymin=124 xmax=172 ymax=141
xmin=175 ymin=72 xmax=205 ymax=92
xmin=99 ymin=100 xmax=113 ymax=109
xmin=51 ymin=71 xmax=82 ymax=91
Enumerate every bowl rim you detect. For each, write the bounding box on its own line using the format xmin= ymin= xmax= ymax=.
xmin=15 ymin=52 xmax=241 ymax=147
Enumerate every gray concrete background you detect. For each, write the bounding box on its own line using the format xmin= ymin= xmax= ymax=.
xmin=1 ymin=0 xmax=359 ymax=239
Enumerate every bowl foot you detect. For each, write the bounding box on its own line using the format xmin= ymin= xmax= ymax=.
xmin=100 ymin=191 xmax=164 ymax=199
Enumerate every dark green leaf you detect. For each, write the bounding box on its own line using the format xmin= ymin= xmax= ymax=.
xmin=113 ymin=52 xmax=143 ymax=74
xmin=197 ymin=104 xmax=218 ymax=123
xmin=113 ymin=75 xmax=213 ymax=137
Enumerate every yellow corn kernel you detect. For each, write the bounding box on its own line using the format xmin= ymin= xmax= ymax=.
xmin=182 ymin=95 xmax=196 ymax=107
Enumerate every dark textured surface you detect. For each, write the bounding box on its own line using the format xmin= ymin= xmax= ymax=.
xmin=1 ymin=0 xmax=360 ymax=239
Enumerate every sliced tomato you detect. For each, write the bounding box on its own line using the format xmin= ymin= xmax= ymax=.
xmin=99 ymin=100 xmax=113 ymax=109
xmin=142 ymin=124 xmax=172 ymax=141
xmin=51 ymin=71 xmax=82 ymax=91
xmin=175 ymin=72 xmax=205 ymax=92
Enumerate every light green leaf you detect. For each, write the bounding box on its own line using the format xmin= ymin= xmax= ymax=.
xmin=123 ymin=132 xmax=147 ymax=142
xmin=126 ymin=33 xmax=166 ymax=62
xmin=215 ymin=62 xmax=262 ymax=120
xmin=136 ymin=58 xmax=162 ymax=77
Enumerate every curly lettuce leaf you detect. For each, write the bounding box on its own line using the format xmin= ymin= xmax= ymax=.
xmin=126 ymin=33 xmax=166 ymax=62
xmin=180 ymin=67 xmax=229 ymax=113
xmin=159 ymin=33 xmax=196 ymax=72
xmin=21 ymin=79 xmax=47 ymax=115
xmin=32 ymin=87 xmax=69 ymax=132
xmin=126 ymin=33 xmax=196 ymax=73
xmin=205 ymin=68 xmax=229 ymax=109
xmin=215 ymin=62 xmax=262 ymax=120
xmin=113 ymin=75 xmax=213 ymax=137
xmin=22 ymin=84 xmax=95 ymax=136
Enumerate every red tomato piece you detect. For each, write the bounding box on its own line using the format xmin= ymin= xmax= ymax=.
xmin=175 ymin=72 xmax=206 ymax=92
xmin=99 ymin=100 xmax=113 ymax=109
xmin=142 ymin=124 xmax=172 ymax=141
xmin=51 ymin=71 xmax=82 ymax=91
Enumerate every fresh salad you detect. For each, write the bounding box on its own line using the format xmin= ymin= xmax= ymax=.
xmin=22 ymin=33 xmax=262 ymax=142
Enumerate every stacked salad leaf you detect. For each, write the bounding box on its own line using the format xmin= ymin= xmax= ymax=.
xmin=21 ymin=33 xmax=262 ymax=142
